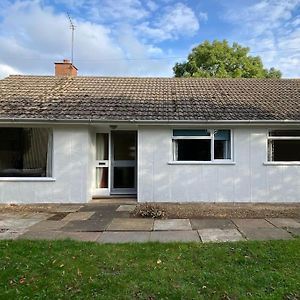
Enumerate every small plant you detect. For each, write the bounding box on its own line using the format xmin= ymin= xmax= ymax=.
xmin=133 ymin=203 xmax=166 ymax=219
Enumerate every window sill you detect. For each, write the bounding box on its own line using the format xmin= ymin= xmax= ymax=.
xmin=263 ymin=162 xmax=300 ymax=166
xmin=168 ymin=161 xmax=236 ymax=165
xmin=0 ymin=177 xmax=56 ymax=182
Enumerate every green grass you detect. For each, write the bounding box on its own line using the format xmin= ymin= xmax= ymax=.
xmin=0 ymin=239 xmax=300 ymax=299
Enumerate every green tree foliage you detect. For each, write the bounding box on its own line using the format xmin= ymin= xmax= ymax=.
xmin=173 ymin=40 xmax=282 ymax=78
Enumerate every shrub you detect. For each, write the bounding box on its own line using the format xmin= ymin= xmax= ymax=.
xmin=133 ymin=203 xmax=166 ymax=219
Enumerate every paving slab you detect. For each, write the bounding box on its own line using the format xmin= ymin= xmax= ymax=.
xmin=89 ymin=211 xmax=130 ymax=220
xmin=0 ymin=212 xmax=53 ymax=220
xmin=98 ymin=231 xmax=150 ymax=243
xmin=61 ymin=219 xmax=111 ymax=232
xmin=0 ymin=218 xmax=41 ymax=230
xmin=154 ymin=219 xmax=192 ymax=231
xmin=18 ymin=230 xmax=62 ymax=240
xmin=107 ymin=218 xmax=153 ymax=231
xmin=266 ymin=218 xmax=300 ymax=228
xmin=190 ymin=219 xmax=236 ymax=230
xmin=58 ymin=231 xmax=102 ymax=242
xmin=287 ymin=228 xmax=300 ymax=237
xmin=27 ymin=220 xmax=68 ymax=232
xmin=116 ymin=205 xmax=136 ymax=212
xmin=61 ymin=212 xmax=95 ymax=222
xmin=53 ymin=205 xmax=83 ymax=213
xmin=79 ymin=205 xmax=119 ymax=212
xmin=198 ymin=229 xmax=244 ymax=243
xmin=240 ymin=228 xmax=293 ymax=241
xmin=150 ymin=231 xmax=200 ymax=242
xmin=232 ymin=219 xmax=275 ymax=229
xmin=0 ymin=229 xmax=27 ymax=240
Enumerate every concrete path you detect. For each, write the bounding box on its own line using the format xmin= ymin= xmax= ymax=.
xmin=0 ymin=203 xmax=299 ymax=243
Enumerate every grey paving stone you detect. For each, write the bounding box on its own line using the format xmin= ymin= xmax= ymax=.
xmin=53 ymin=205 xmax=83 ymax=213
xmin=79 ymin=205 xmax=119 ymax=212
xmin=18 ymin=230 xmax=62 ymax=240
xmin=0 ymin=212 xmax=53 ymax=220
xmin=98 ymin=231 xmax=150 ymax=243
xmin=107 ymin=218 xmax=153 ymax=231
xmin=0 ymin=218 xmax=41 ymax=230
xmin=240 ymin=228 xmax=293 ymax=241
xmin=149 ymin=231 xmax=200 ymax=242
xmin=61 ymin=212 xmax=95 ymax=222
xmin=61 ymin=219 xmax=111 ymax=232
xmin=27 ymin=220 xmax=68 ymax=232
xmin=154 ymin=219 xmax=192 ymax=231
xmin=191 ymin=219 xmax=236 ymax=230
xmin=232 ymin=219 xmax=275 ymax=229
xmin=58 ymin=231 xmax=102 ymax=242
xmin=89 ymin=211 xmax=130 ymax=220
xmin=287 ymin=228 xmax=300 ymax=237
xmin=198 ymin=229 xmax=244 ymax=243
xmin=116 ymin=205 xmax=137 ymax=212
xmin=266 ymin=218 xmax=300 ymax=229
xmin=0 ymin=229 xmax=27 ymax=240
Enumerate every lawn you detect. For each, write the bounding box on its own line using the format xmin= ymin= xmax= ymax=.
xmin=0 ymin=239 xmax=299 ymax=299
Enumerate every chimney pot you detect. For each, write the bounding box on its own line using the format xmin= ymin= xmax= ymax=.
xmin=55 ymin=59 xmax=77 ymax=77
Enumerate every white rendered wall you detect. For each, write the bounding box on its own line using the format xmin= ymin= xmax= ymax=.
xmin=0 ymin=126 xmax=91 ymax=204
xmin=138 ymin=126 xmax=300 ymax=203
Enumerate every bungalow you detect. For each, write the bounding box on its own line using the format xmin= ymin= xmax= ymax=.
xmin=0 ymin=60 xmax=300 ymax=204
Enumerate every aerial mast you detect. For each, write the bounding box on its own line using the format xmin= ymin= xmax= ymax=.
xmin=67 ymin=13 xmax=75 ymax=64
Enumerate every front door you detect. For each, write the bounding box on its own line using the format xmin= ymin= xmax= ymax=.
xmin=111 ymin=131 xmax=137 ymax=194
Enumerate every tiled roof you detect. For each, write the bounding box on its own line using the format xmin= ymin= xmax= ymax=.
xmin=0 ymin=75 xmax=300 ymax=122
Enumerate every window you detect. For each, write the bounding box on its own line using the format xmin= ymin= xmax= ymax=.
xmin=268 ymin=130 xmax=300 ymax=162
xmin=0 ymin=128 xmax=52 ymax=177
xmin=95 ymin=133 xmax=109 ymax=188
xmin=173 ymin=129 xmax=231 ymax=161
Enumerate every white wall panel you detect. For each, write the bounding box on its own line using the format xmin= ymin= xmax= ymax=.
xmin=138 ymin=126 xmax=300 ymax=203
xmin=0 ymin=126 xmax=91 ymax=204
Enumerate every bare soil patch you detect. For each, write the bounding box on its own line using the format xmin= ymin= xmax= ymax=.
xmin=133 ymin=203 xmax=300 ymax=219
xmin=0 ymin=204 xmax=63 ymax=214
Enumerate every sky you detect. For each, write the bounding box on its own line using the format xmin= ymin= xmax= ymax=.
xmin=0 ymin=0 xmax=300 ymax=78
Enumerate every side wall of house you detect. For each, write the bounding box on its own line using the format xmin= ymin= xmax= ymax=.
xmin=138 ymin=126 xmax=300 ymax=203
xmin=0 ymin=126 xmax=91 ymax=204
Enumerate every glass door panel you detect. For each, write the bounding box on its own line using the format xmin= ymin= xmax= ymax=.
xmin=111 ymin=131 xmax=137 ymax=194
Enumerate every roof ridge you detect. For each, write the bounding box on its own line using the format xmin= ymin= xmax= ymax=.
xmin=3 ymin=75 xmax=300 ymax=81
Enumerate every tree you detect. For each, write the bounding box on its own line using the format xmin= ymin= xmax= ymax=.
xmin=173 ymin=40 xmax=282 ymax=78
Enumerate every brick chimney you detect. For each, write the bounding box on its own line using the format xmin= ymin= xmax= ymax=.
xmin=55 ymin=59 xmax=77 ymax=76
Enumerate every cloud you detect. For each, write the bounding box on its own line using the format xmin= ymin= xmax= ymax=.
xmin=137 ymin=3 xmax=200 ymax=42
xmin=88 ymin=0 xmax=149 ymax=22
xmin=226 ymin=0 xmax=300 ymax=35
xmin=0 ymin=63 xmax=22 ymax=78
xmin=146 ymin=0 xmax=159 ymax=11
xmin=0 ymin=0 xmax=176 ymax=78
xmin=198 ymin=12 xmax=208 ymax=22
xmin=223 ymin=0 xmax=300 ymax=77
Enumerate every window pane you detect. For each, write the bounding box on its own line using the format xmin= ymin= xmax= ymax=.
xmin=269 ymin=130 xmax=300 ymax=137
xmin=214 ymin=130 xmax=231 ymax=159
xmin=176 ymin=139 xmax=211 ymax=161
xmin=173 ymin=129 xmax=210 ymax=136
xmin=96 ymin=133 xmax=108 ymax=160
xmin=0 ymin=128 xmax=51 ymax=177
xmin=113 ymin=132 xmax=136 ymax=161
xmin=269 ymin=140 xmax=300 ymax=161
xmin=96 ymin=167 xmax=108 ymax=188
xmin=113 ymin=167 xmax=135 ymax=188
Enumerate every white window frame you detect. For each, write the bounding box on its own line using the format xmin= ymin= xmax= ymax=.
xmin=266 ymin=129 xmax=300 ymax=163
xmin=172 ymin=129 xmax=233 ymax=163
xmin=0 ymin=127 xmax=54 ymax=181
xmin=93 ymin=131 xmax=111 ymax=197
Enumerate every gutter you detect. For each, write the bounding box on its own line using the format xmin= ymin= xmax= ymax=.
xmin=1 ymin=118 xmax=300 ymax=126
